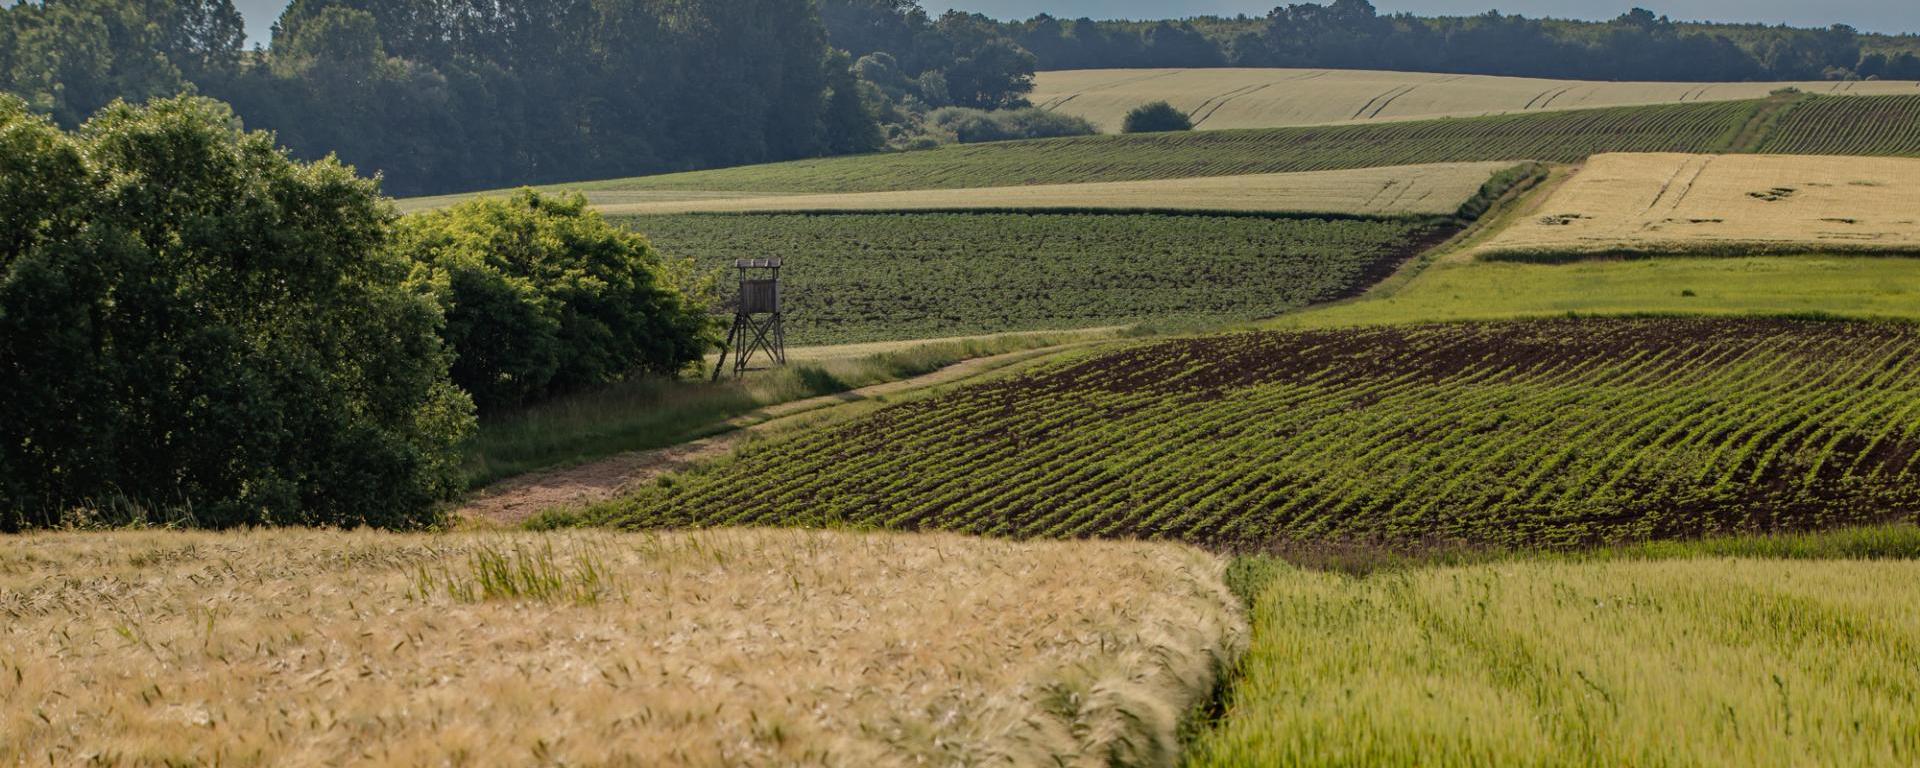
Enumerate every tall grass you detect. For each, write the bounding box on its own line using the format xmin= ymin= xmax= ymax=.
xmin=1192 ymin=550 xmax=1920 ymax=766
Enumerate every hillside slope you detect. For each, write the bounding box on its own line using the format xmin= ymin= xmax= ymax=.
xmin=1031 ymin=68 xmax=1920 ymax=131
xmin=596 ymin=318 xmax=1920 ymax=548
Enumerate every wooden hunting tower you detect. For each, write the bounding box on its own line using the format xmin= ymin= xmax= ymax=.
xmin=713 ymin=258 xmax=786 ymax=379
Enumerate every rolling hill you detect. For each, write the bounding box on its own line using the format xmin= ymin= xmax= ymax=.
xmin=1031 ymin=68 xmax=1920 ymax=132
xmin=595 ymin=318 xmax=1920 ymax=548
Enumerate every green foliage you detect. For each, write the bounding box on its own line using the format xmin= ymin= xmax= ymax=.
xmin=925 ymin=106 xmax=1096 ymax=143
xmin=398 ymin=191 xmax=717 ymax=412
xmin=0 ymin=94 xmax=474 ymax=531
xmin=0 ymin=0 xmax=887 ymax=197
xmin=624 ymin=212 xmax=1441 ymax=345
xmin=1121 ymin=101 xmax=1192 ymax=134
xmin=596 ymin=318 xmax=1920 ymax=549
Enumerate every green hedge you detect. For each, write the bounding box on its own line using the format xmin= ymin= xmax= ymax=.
xmin=0 ymin=95 xmax=474 ymax=530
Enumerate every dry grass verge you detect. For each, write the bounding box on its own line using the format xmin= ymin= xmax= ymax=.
xmin=0 ymin=529 xmax=1242 ymax=767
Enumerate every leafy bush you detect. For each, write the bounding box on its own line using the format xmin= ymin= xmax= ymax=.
xmin=0 ymin=95 xmax=474 ymax=530
xmin=1122 ymin=101 xmax=1193 ymax=133
xmin=398 ymin=191 xmax=717 ymax=412
xmin=926 ymin=107 xmax=1096 ymax=144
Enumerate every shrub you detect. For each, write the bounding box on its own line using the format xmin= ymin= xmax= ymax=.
xmin=0 ymin=95 xmax=475 ymax=530
xmin=1122 ymin=101 xmax=1193 ymax=133
xmin=926 ymin=107 xmax=1096 ymax=144
xmin=398 ymin=190 xmax=717 ymax=412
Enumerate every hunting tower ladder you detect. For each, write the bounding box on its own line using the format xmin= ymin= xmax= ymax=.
xmin=712 ymin=258 xmax=786 ymax=380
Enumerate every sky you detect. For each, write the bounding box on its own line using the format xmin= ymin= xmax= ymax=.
xmin=232 ymin=1 xmax=1920 ymax=49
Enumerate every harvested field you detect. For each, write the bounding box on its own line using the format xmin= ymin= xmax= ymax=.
xmin=1032 ymin=68 xmax=1920 ymax=131
xmin=582 ymin=162 xmax=1512 ymax=217
xmin=1193 ymin=557 xmax=1920 ymax=767
xmin=0 ymin=529 xmax=1243 ymax=767
xmin=1481 ymin=153 xmax=1920 ymax=259
xmin=625 ymin=213 xmax=1447 ymax=345
xmin=596 ymin=318 xmax=1920 ymax=548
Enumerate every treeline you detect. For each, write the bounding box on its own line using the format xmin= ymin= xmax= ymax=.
xmin=828 ymin=0 xmax=1920 ymax=83
xmin=0 ymin=95 xmax=714 ymax=530
xmin=0 ymin=0 xmax=882 ymax=196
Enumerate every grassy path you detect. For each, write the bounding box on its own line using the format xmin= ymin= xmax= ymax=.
xmin=458 ymin=340 xmax=1110 ymax=525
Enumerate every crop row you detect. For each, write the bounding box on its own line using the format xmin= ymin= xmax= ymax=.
xmin=596 ymin=318 xmax=1920 ymax=548
xmin=1758 ymin=95 xmax=1920 ymax=157
xmin=625 ymin=212 xmax=1442 ymax=345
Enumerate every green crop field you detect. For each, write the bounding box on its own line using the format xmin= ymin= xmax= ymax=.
xmin=578 ymin=100 xmax=1760 ymax=195
xmin=1284 ymin=256 xmax=1920 ymax=328
xmin=1192 ymin=556 xmax=1920 ymax=767
xmin=1758 ymin=94 xmax=1920 ymax=156
xmin=625 ymin=212 xmax=1446 ymax=345
xmin=592 ymin=317 xmax=1920 ymax=548
xmin=407 ymin=95 xmax=1920 ymax=211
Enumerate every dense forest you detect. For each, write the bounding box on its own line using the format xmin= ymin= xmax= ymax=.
xmin=3 ymin=0 xmax=1918 ymax=196
xmin=824 ymin=0 xmax=1920 ymax=83
xmin=0 ymin=0 xmax=896 ymax=196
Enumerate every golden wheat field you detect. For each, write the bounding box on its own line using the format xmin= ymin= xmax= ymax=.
xmin=0 ymin=529 xmax=1243 ymax=767
xmin=1031 ymin=68 xmax=1920 ymax=131
xmin=581 ymin=162 xmax=1510 ymax=217
xmin=1478 ymin=153 xmax=1920 ymax=258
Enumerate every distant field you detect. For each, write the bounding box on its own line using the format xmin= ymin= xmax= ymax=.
xmin=625 ymin=212 xmax=1445 ymax=345
xmin=402 ymin=95 xmax=1920 ymax=211
xmin=1032 ymin=68 xmax=1920 ymax=131
xmin=1480 ymin=153 xmax=1920 ymax=259
xmin=1193 ymin=557 xmax=1920 ymax=767
xmin=565 ymin=100 xmax=1761 ymax=196
xmin=594 ymin=318 xmax=1920 ymax=548
xmin=403 ymin=99 xmax=1772 ymax=210
xmin=588 ymin=162 xmax=1511 ymax=217
xmin=1758 ymin=94 xmax=1920 ymax=156
xmin=1285 ymin=256 xmax=1920 ymax=328
xmin=0 ymin=529 xmax=1241 ymax=766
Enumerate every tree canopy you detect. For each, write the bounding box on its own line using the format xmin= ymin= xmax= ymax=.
xmin=0 ymin=94 xmax=473 ymax=530
xmin=398 ymin=191 xmax=718 ymax=412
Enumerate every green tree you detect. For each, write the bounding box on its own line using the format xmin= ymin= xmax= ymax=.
xmin=398 ymin=190 xmax=718 ymax=412
xmin=0 ymin=94 xmax=474 ymax=531
xmin=1122 ymin=101 xmax=1193 ymax=133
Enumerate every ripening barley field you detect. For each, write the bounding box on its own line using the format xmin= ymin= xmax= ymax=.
xmin=1191 ymin=557 xmax=1920 ymax=767
xmin=595 ymin=318 xmax=1920 ymax=548
xmin=1031 ymin=68 xmax=1920 ymax=131
xmin=625 ymin=212 xmax=1446 ymax=345
xmin=584 ymin=162 xmax=1511 ymax=217
xmin=0 ymin=529 xmax=1242 ymax=767
xmin=1481 ymin=153 xmax=1920 ymax=259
